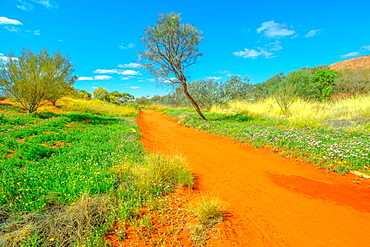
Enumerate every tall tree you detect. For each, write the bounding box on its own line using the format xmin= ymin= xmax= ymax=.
xmin=0 ymin=48 xmax=75 ymax=113
xmin=92 ymin=87 xmax=109 ymax=101
xmin=139 ymin=12 xmax=207 ymax=120
xmin=109 ymin=91 xmax=135 ymax=103
xmin=46 ymin=78 xmax=77 ymax=105
xmin=221 ymin=75 xmax=250 ymax=102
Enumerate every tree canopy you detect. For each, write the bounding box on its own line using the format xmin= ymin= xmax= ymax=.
xmin=139 ymin=12 xmax=207 ymax=120
xmin=0 ymin=48 xmax=75 ymax=113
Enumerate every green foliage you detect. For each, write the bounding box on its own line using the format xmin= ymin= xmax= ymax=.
xmin=92 ymin=87 xmax=109 ymax=101
xmin=0 ymin=104 xmax=195 ymax=246
xmin=139 ymin=12 xmax=203 ymax=84
xmin=314 ymin=70 xmax=339 ymax=101
xmin=159 ymin=75 xmax=251 ymax=109
xmin=140 ymin=12 xmax=207 ymax=120
xmin=0 ymin=112 xmax=143 ymax=213
xmin=250 ymin=72 xmax=285 ymax=101
xmin=333 ymin=68 xmax=370 ymax=94
xmin=248 ymin=65 xmax=329 ymax=102
xmin=109 ymin=91 xmax=134 ymax=103
xmin=76 ymin=89 xmax=92 ymax=99
xmin=129 ymin=153 xmax=194 ymax=195
xmin=184 ymin=79 xmax=223 ymax=110
xmin=282 ymin=69 xmax=315 ymax=98
xmin=221 ymin=75 xmax=250 ymax=102
xmin=0 ymin=48 xmax=75 ymax=113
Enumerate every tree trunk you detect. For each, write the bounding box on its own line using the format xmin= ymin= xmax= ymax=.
xmin=181 ymin=83 xmax=207 ymax=120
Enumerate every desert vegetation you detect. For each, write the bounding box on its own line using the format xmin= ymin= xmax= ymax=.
xmin=160 ymin=94 xmax=370 ymax=175
xmin=1 ymin=9 xmax=369 ymax=246
xmin=0 ymin=99 xmax=200 ymax=246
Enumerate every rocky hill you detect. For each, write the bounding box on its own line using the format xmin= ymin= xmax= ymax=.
xmin=330 ymin=55 xmax=370 ymax=70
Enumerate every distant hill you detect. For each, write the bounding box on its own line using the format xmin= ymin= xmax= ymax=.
xmin=330 ymin=55 xmax=370 ymax=70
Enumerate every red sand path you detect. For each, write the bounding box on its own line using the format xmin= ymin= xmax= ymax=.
xmin=138 ymin=110 xmax=370 ymax=247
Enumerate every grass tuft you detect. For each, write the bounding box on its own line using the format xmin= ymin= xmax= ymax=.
xmin=130 ymin=153 xmax=194 ymax=195
xmin=0 ymin=194 xmax=112 ymax=246
xmin=192 ymin=194 xmax=225 ymax=228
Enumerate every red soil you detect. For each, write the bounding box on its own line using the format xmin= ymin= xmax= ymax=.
xmin=106 ymin=187 xmax=203 ymax=247
xmin=330 ymin=55 xmax=370 ymax=70
xmin=138 ymin=110 xmax=370 ymax=247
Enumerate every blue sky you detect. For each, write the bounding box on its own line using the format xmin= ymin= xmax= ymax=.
xmin=1 ymin=0 xmax=370 ymax=98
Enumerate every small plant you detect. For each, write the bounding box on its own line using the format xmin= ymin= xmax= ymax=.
xmin=192 ymin=194 xmax=225 ymax=228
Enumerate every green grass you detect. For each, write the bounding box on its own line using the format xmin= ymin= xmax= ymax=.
xmin=0 ymin=112 xmax=142 ymax=213
xmin=164 ymin=109 xmax=370 ymax=174
xmin=0 ymin=103 xmax=194 ymax=246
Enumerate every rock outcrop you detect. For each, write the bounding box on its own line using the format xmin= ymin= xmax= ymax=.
xmin=330 ymin=55 xmax=370 ymax=70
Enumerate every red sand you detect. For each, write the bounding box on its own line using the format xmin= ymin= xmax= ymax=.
xmin=138 ymin=109 xmax=370 ymax=247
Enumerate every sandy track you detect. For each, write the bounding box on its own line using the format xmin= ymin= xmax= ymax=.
xmin=138 ymin=110 xmax=370 ymax=247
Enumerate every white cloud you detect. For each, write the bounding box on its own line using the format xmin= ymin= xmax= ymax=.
xmin=0 ymin=53 xmax=7 ymax=61
xmin=93 ymin=68 xmax=141 ymax=76
xmin=205 ymin=76 xmax=222 ymax=80
xmin=130 ymin=86 xmax=140 ymax=89
xmin=269 ymin=41 xmax=283 ymax=51
xmin=93 ymin=69 xmax=120 ymax=74
xmin=305 ymin=29 xmax=322 ymax=38
xmin=120 ymin=70 xmax=141 ymax=75
xmin=163 ymin=77 xmax=177 ymax=83
xmin=78 ymin=77 xmax=94 ymax=81
xmin=78 ymin=75 xmax=112 ymax=81
xmin=0 ymin=17 xmax=23 ymax=25
xmin=339 ymin=52 xmax=360 ymax=58
xmin=118 ymin=62 xmax=141 ymax=68
xmin=361 ymin=45 xmax=370 ymax=51
xmin=94 ymin=75 xmax=112 ymax=80
xmin=213 ymin=70 xmax=230 ymax=74
xmin=17 ymin=0 xmax=34 ymax=11
xmin=0 ymin=53 xmax=18 ymax=62
xmin=233 ymin=49 xmax=260 ymax=58
xmin=257 ymin=20 xmax=295 ymax=39
xmin=4 ymin=26 xmax=21 ymax=32
xmin=119 ymin=43 xmax=135 ymax=49
xmin=233 ymin=48 xmax=272 ymax=59
xmin=259 ymin=49 xmax=274 ymax=58
xmin=34 ymin=30 xmax=40 ymax=35
xmin=31 ymin=0 xmax=59 ymax=8
xmin=120 ymin=77 xmax=132 ymax=80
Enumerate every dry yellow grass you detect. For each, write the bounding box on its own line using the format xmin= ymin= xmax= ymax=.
xmin=61 ymin=98 xmax=137 ymax=116
xmin=191 ymin=193 xmax=225 ymax=229
xmin=0 ymin=194 xmax=112 ymax=246
xmin=211 ymin=95 xmax=370 ymax=127
xmin=128 ymin=153 xmax=194 ymax=194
